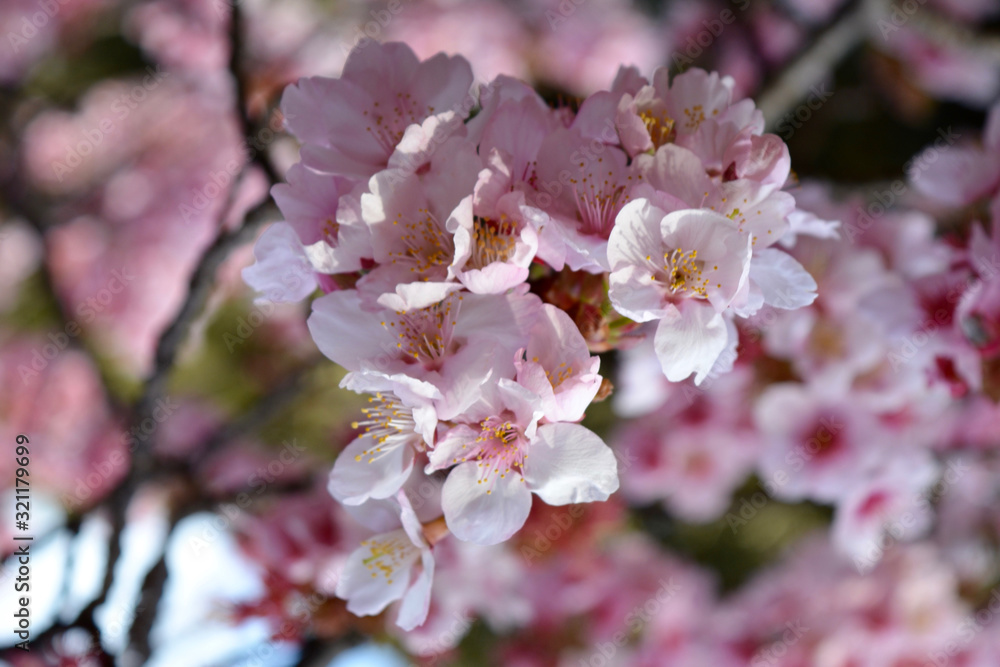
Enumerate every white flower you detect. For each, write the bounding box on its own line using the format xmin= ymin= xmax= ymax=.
xmin=608 ymin=200 xmax=751 ymax=383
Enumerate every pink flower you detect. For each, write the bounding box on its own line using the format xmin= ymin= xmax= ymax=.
xmin=530 ymin=0 xmax=664 ymax=96
xmin=910 ymin=102 xmax=1000 ymax=207
xmin=832 ymin=456 xmax=939 ymax=568
xmin=307 ymin=289 xmax=540 ymax=420
xmin=0 ymin=342 xmax=125 ymax=508
xmin=607 ymin=202 xmax=751 ymax=383
xmin=530 ymin=125 xmax=639 ymax=272
xmin=357 ymin=137 xmax=479 ymax=310
xmin=755 ymin=382 xmax=881 ymax=503
xmin=336 ymin=493 xmax=436 ymax=630
xmin=241 ymin=222 xmax=319 ymax=303
xmin=428 ymin=380 xmax=618 ymax=545
xmin=446 ymin=137 xmax=543 ymax=294
xmin=473 ymin=91 xmax=562 ymax=190
xmin=655 ymin=67 xmax=764 ymax=174
xmin=631 ymin=143 xmax=796 ymax=249
xmin=514 ymin=304 xmax=602 ymax=423
xmin=271 ymin=163 xmax=372 ymax=274
xmin=619 ymin=419 xmax=759 ymax=523
xmin=234 ymin=486 xmax=360 ymax=595
xmin=329 ymin=373 xmax=440 ymax=506
xmin=956 ymin=216 xmax=1000 ymax=359
xmin=381 ymin=0 xmax=531 ymax=84
xmin=282 ymin=41 xmax=474 ymax=180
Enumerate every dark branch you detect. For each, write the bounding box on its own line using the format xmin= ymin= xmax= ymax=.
xmin=292 ymin=632 xmax=366 ymax=667
xmin=758 ymin=0 xmax=869 ymax=129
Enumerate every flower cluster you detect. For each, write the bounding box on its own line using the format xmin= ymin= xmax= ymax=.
xmin=612 ymin=97 xmax=1000 ymax=579
xmin=244 ymin=40 xmax=820 ymax=629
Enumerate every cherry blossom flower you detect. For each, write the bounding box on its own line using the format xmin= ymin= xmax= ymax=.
xmin=282 ymin=41 xmax=474 ymax=180
xmin=831 ymin=455 xmax=939 ymax=567
xmin=241 ymin=222 xmax=319 ymax=303
xmin=308 ymin=289 xmax=540 ymax=419
xmin=428 ymin=379 xmax=619 ymax=545
xmin=514 ymin=303 xmax=602 ymax=423
xmin=608 ymin=201 xmax=752 ymax=383
xmin=328 ymin=373 xmax=440 ymax=506
xmin=530 ymin=125 xmax=639 ymax=272
xmin=336 ymin=493 xmax=438 ymax=630
xmin=910 ymin=102 xmax=1000 ymax=207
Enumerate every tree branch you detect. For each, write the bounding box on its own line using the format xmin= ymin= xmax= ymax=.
xmin=758 ymin=0 xmax=871 ymax=129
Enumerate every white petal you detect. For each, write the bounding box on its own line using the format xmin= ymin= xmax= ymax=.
xmin=524 ymin=423 xmax=619 ymax=505
xmin=336 ymin=530 xmax=417 ymax=616
xmin=426 ymin=424 xmax=480 ymax=472
xmin=395 ymin=550 xmax=435 ymax=630
xmin=750 ymin=248 xmax=818 ymax=310
xmin=607 ymin=198 xmax=667 ymax=271
xmin=653 ymin=301 xmax=728 ymax=384
xmin=307 ymin=290 xmax=385 ymax=370
xmin=377 ymin=282 xmax=464 ymax=311
xmin=302 ymin=238 xmax=361 ymax=275
xmin=441 ymin=462 xmax=532 ymax=545
xmin=608 ymin=265 xmax=668 ymax=322
xmin=397 ymin=490 xmax=427 ymax=549
xmin=329 ymin=435 xmax=415 ymax=505
xmin=242 ymin=223 xmax=318 ymax=303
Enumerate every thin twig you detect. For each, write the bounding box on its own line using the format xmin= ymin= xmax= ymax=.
xmin=229 ymin=2 xmax=282 ymax=186
xmin=123 ymin=538 xmax=170 ymax=665
xmin=758 ymin=0 xmax=873 ymax=129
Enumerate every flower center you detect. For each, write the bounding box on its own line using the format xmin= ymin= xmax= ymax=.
xmin=534 ymin=355 xmax=574 ymax=388
xmin=680 ymin=104 xmax=710 ymax=133
xmin=574 ymin=180 xmax=630 ymax=239
xmin=382 ymin=298 xmax=459 ymax=369
xmin=322 ymin=217 xmax=339 ymax=245
xmin=362 ymin=93 xmax=434 ymax=155
xmin=470 ymin=215 xmax=517 ymax=268
xmin=639 ymin=108 xmax=675 ymax=149
xmin=388 ymin=208 xmax=454 ymax=280
xmin=648 ymin=247 xmax=711 ymax=299
xmin=352 ymin=392 xmax=423 ymax=463
xmin=452 ymin=414 xmax=528 ymax=494
xmin=360 ymin=530 xmax=419 ymax=585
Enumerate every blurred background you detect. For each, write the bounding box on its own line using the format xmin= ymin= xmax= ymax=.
xmin=2 ymin=0 xmax=1000 ymax=665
